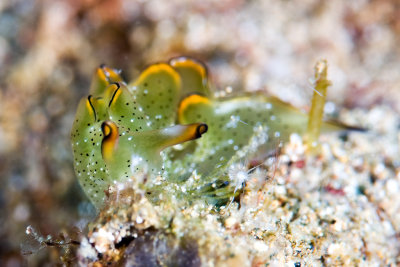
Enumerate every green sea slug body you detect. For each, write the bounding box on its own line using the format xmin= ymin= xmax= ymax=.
xmin=71 ymin=57 xmax=348 ymax=209
xmin=71 ymin=62 xmax=208 ymax=208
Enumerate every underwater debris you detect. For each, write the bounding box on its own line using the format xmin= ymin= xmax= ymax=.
xmin=22 ymin=225 xmax=81 ymax=265
xmin=306 ymin=59 xmax=331 ymax=150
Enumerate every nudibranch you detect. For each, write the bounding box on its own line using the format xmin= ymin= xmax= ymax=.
xmin=71 ymin=57 xmax=350 ymax=209
xmin=71 ymin=62 xmax=208 ymax=208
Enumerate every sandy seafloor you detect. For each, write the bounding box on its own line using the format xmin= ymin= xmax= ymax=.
xmin=1 ymin=0 xmax=400 ymax=266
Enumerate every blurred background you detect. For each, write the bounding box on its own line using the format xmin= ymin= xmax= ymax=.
xmin=1 ymin=0 xmax=399 ymax=265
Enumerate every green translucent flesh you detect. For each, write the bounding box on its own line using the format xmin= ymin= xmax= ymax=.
xmin=104 ymin=134 xmax=161 ymax=186
xmin=73 ymin=87 xmax=210 ymax=209
xmin=73 ymin=62 xmax=213 ymax=207
xmin=162 ymin=96 xmax=312 ymax=205
xmin=89 ymin=77 xmax=108 ymax=96
xmin=71 ymin=99 xmax=109 ymax=208
xmin=128 ymin=66 xmax=181 ymax=129
xmin=91 ymin=97 xmax=109 ymax=122
xmin=72 ymin=67 xmax=185 ymax=208
xmin=174 ymin=96 xmax=308 ymax=178
xmin=107 ymin=85 xmax=153 ymax=133
xmin=104 ymin=126 xmax=196 ymax=183
xmin=89 ymin=68 xmax=123 ymax=96
xmin=172 ymin=63 xmax=210 ymax=98
xmin=72 ymin=88 xmax=343 ymax=209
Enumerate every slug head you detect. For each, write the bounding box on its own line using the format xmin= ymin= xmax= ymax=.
xmin=71 ymin=96 xmax=109 ymax=208
xmin=71 ymin=61 xmax=210 ymax=209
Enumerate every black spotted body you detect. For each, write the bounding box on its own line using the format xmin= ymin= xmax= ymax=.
xmin=71 ymin=98 xmax=109 ymax=208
